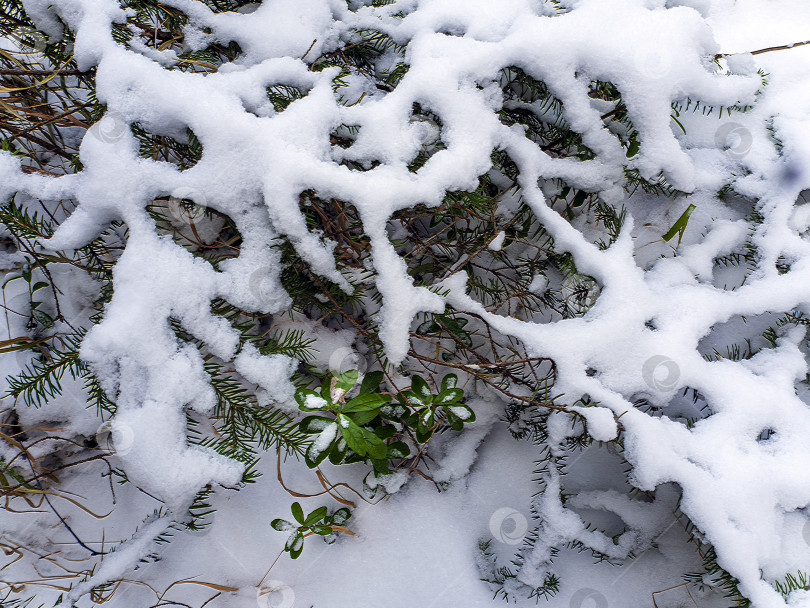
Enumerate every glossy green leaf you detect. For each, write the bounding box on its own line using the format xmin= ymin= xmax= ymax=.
xmin=336 ymin=369 xmax=360 ymax=392
xmin=304 ymin=506 xmax=328 ymax=526
xmin=291 ymin=502 xmax=305 ymax=525
xmin=359 ymin=370 xmax=384 ymax=394
xmin=331 ymin=508 xmax=351 ymax=525
xmin=662 ymin=204 xmax=697 ymax=246
xmin=312 ymin=525 xmax=332 ymax=536
xmin=299 ymin=416 xmax=336 ymax=434
xmin=410 ymin=375 xmax=432 ymax=400
xmin=374 ymin=424 xmax=397 ymax=440
xmin=271 ymin=518 xmax=295 ymax=532
xmin=297 ymin=389 xmax=329 ymax=412
xmin=387 ymin=441 xmax=410 ymax=459
xmin=440 ymin=374 xmax=458 ymax=392
xmin=447 ymin=405 xmax=475 ymax=422
xmin=343 ymin=392 xmax=389 ymax=413
xmin=435 ymin=388 xmax=464 ymax=405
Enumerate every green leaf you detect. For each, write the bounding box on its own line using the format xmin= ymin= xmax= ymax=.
xmin=403 ymin=412 xmax=420 ymax=429
xmin=348 ymin=409 xmax=380 ymax=426
xmin=291 ymin=502 xmax=305 ymax=525
xmin=305 ymin=448 xmax=331 ymax=468
xmin=435 ymin=388 xmax=464 ymax=405
xmin=446 ymin=413 xmax=464 ymax=432
xmin=304 ymin=422 xmax=338 ymax=468
xmin=380 ymin=403 xmax=408 ymax=421
xmin=331 ymin=508 xmax=351 ymax=525
xmin=337 ymin=414 xmax=369 ymax=457
xmin=312 ymin=525 xmax=332 ymax=536
xmin=336 ymin=369 xmax=359 ymax=392
xmin=401 ymin=390 xmax=427 ymax=409
xmin=372 ymin=458 xmax=390 ymax=475
xmin=625 ymin=139 xmax=640 ymax=158
xmin=374 ymin=424 xmax=397 ymax=440
xmin=362 ymin=427 xmax=389 ymax=460
xmin=31 ymin=281 xmax=49 ymax=294
xmin=572 ymin=190 xmax=588 ymax=208
xmin=446 ymin=405 xmax=475 ymax=423
xmin=415 ymin=421 xmax=433 ymax=444
xmin=410 ymin=375 xmax=432 ymax=401
xmin=662 ymin=204 xmax=696 ymax=246
xmin=304 ymin=506 xmax=328 ymax=526
xmin=359 ymin=370 xmax=384 ymax=394
xmin=337 ymin=414 xmax=388 ymax=459
xmin=387 ymin=441 xmax=410 ymax=459
xmin=288 ymin=532 xmax=304 ymax=559
xmin=343 ymin=392 xmax=390 ymax=413
xmin=299 ymin=416 xmax=336 ymax=434
xmin=297 ymin=389 xmax=329 ymax=412
xmin=440 ymin=374 xmax=458 ymax=392
xmin=33 ymin=309 xmax=54 ymax=328
xmin=329 ymin=437 xmax=348 ymax=465
xmin=271 ymin=518 xmax=295 ymax=532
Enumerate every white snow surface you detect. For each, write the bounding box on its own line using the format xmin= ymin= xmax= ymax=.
xmin=3 ymin=0 xmax=810 ymax=607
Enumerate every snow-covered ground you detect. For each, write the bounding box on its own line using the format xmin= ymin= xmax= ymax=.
xmin=3 ymin=0 xmax=810 ymax=606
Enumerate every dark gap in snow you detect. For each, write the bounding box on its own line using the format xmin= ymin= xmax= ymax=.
xmin=296 ymin=190 xmax=368 ymax=272
xmin=697 ymin=312 xmax=783 ymax=363
xmin=200 ymin=0 xmax=262 ymax=14
xmin=133 ymin=124 xmax=203 ymax=172
xmin=266 ymin=84 xmax=308 ymax=114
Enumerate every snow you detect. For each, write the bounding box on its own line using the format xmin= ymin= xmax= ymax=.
xmin=4 ymin=0 xmax=810 ymax=607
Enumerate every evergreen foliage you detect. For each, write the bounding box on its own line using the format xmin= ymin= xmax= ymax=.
xmin=0 ymin=1 xmax=793 ymax=606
